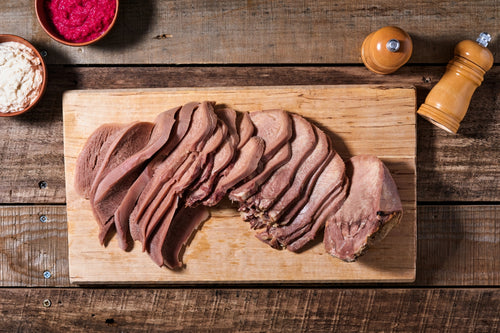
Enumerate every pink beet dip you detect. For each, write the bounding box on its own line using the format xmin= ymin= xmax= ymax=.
xmin=44 ymin=0 xmax=116 ymax=43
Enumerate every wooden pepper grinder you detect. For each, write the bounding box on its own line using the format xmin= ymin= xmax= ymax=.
xmin=417 ymin=33 xmax=494 ymax=133
xmin=361 ymin=26 xmax=413 ymax=74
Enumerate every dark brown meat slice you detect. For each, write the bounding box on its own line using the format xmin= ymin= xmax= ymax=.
xmin=203 ymin=136 xmax=265 ymax=206
xmin=257 ymin=152 xmax=346 ymax=248
xmin=93 ymin=107 xmax=179 ymax=250
xmin=162 ymin=206 xmax=210 ymax=269
xmin=249 ymin=109 xmax=292 ymax=162
xmin=236 ymin=111 xmax=254 ymax=149
xmin=229 ymin=142 xmax=291 ymax=202
xmin=246 ymin=114 xmax=317 ymax=213
xmin=264 ymin=126 xmax=330 ymax=224
xmin=89 ymin=121 xmax=154 ymax=237
xmin=130 ymin=101 xmax=217 ymax=225
xmin=74 ymin=123 xmax=124 ymax=199
xmin=324 ymin=155 xmax=403 ymax=262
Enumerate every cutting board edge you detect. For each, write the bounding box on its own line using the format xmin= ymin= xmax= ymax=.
xmin=62 ymin=84 xmax=417 ymax=96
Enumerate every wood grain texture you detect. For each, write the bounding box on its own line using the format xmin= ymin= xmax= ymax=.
xmin=0 ymin=288 xmax=498 ymax=332
xmin=0 ymin=206 xmax=69 ymax=287
xmin=1 ymin=205 xmax=498 ymax=286
xmin=62 ymin=86 xmax=416 ymax=283
xmin=0 ymin=65 xmax=497 ymax=204
xmin=417 ymin=205 xmax=500 ymax=285
xmin=0 ymin=0 xmax=498 ymax=64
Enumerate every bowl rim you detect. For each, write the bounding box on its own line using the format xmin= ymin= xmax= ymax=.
xmin=0 ymin=34 xmax=48 ymax=117
xmin=35 ymin=0 xmax=119 ymax=47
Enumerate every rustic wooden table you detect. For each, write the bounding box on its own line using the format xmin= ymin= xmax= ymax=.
xmin=1 ymin=1 xmax=498 ymax=331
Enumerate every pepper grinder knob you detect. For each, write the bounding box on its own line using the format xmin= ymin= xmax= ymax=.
xmin=417 ymin=32 xmax=494 ymax=133
xmin=361 ymin=26 xmax=413 ymax=74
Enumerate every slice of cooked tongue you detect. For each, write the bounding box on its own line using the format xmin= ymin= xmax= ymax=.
xmin=185 ymin=108 xmax=239 ymax=207
xmin=96 ymin=107 xmax=179 ymax=250
xmin=74 ymin=123 xmax=124 ymax=199
xmin=236 ymin=111 xmax=254 ymax=149
xmin=264 ymin=126 xmax=330 ymax=224
xmin=203 ymin=136 xmax=265 ymax=206
xmin=249 ymin=109 xmax=292 ymax=162
xmin=162 ymin=206 xmax=210 ymax=269
xmin=243 ymin=114 xmax=317 ymax=220
xmin=324 ymin=155 xmax=403 ymax=262
xmin=131 ymin=101 xmax=217 ymax=225
xmin=90 ymin=122 xmax=154 ymax=234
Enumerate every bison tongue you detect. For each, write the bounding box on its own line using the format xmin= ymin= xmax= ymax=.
xmin=163 ymin=206 xmax=211 ymax=269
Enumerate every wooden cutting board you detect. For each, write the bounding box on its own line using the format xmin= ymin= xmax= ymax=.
xmin=63 ymin=85 xmax=416 ymax=284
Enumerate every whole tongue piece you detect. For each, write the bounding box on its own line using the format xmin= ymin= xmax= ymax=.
xmin=324 ymin=155 xmax=403 ymax=262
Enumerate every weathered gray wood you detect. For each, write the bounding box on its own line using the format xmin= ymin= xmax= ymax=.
xmin=0 ymin=205 xmax=69 ymax=287
xmin=0 ymin=288 xmax=498 ymax=332
xmin=0 ymin=205 xmax=498 ymax=286
xmin=0 ymin=0 xmax=498 ymax=64
xmin=0 ymin=66 xmax=497 ymax=203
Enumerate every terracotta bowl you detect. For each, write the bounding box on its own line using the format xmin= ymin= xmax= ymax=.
xmin=0 ymin=34 xmax=47 ymax=117
xmin=35 ymin=0 xmax=119 ymax=47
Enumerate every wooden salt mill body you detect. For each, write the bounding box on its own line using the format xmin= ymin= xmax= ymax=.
xmin=417 ymin=33 xmax=494 ymax=133
xmin=361 ymin=26 xmax=413 ymax=74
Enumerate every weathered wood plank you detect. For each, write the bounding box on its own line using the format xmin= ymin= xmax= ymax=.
xmin=417 ymin=205 xmax=500 ymax=285
xmin=0 ymin=65 xmax=497 ymax=203
xmin=0 ymin=205 xmax=69 ymax=287
xmin=0 ymin=205 xmax=498 ymax=286
xmin=0 ymin=0 xmax=498 ymax=64
xmin=0 ymin=288 xmax=498 ymax=332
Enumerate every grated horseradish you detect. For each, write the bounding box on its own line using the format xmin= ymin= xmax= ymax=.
xmin=0 ymin=41 xmax=43 ymax=113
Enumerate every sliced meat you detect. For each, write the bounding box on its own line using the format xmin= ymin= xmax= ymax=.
xmin=249 ymin=109 xmax=292 ymax=162
xmin=130 ymin=101 xmax=217 ymax=225
xmin=147 ymin=196 xmax=180 ymax=266
xmin=264 ymin=126 xmax=330 ymax=224
xmin=324 ymin=155 xmax=403 ymax=262
xmin=203 ymin=136 xmax=265 ymax=206
xmin=185 ymin=108 xmax=240 ymax=206
xmin=216 ymin=107 xmax=239 ymax=147
xmin=185 ymin=140 xmax=233 ymax=206
xmin=135 ymin=154 xmax=195 ymax=245
xmin=74 ymin=123 xmax=124 ymax=199
xmin=89 ymin=121 xmax=154 ymax=237
xmin=286 ymin=178 xmax=348 ymax=252
xmin=227 ymin=109 xmax=293 ymax=202
xmin=141 ymin=121 xmax=226 ymax=245
xmin=247 ymin=114 xmax=317 ymax=213
xmin=146 ymin=150 xmax=214 ymax=263
xmin=258 ymin=152 xmax=346 ymax=249
xmin=94 ymin=107 xmax=178 ymax=250
xmin=229 ymin=142 xmax=291 ymax=202
xmin=184 ymin=119 xmax=228 ymax=192
xmin=236 ymin=111 xmax=254 ymax=149
xmin=163 ymin=206 xmax=210 ymax=269
xmin=125 ymin=102 xmax=199 ymax=241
